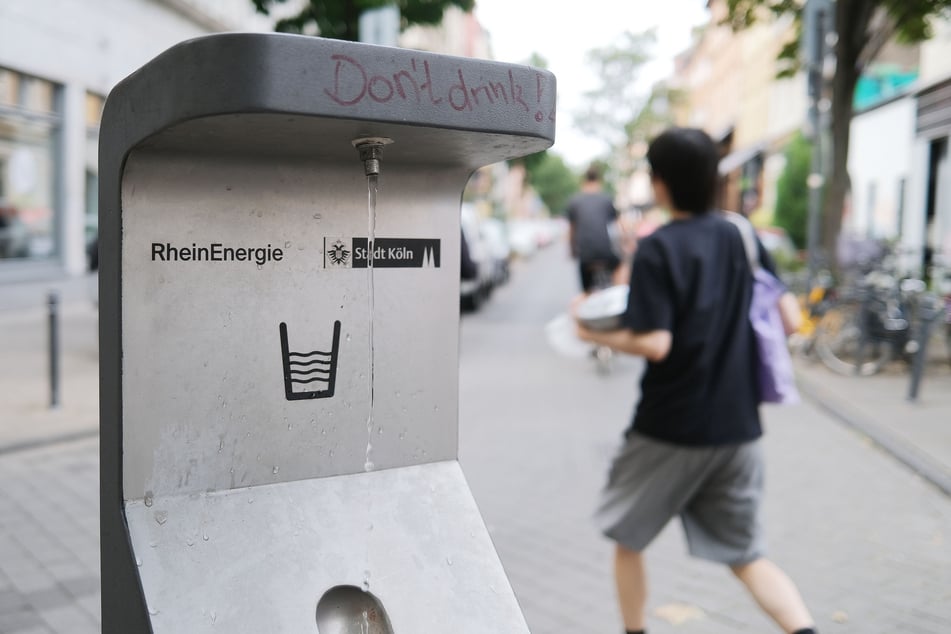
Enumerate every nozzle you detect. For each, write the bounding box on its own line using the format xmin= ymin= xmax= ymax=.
xmin=352 ymin=137 xmax=394 ymax=177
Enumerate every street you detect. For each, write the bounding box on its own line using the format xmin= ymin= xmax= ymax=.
xmin=458 ymin=240 xmax=951 ymax=633
xmin=1 ymin=240 xmax=950 ymax=633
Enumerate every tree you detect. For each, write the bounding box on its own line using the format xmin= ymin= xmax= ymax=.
xmin=508 ymin=53 xmax=552 ymax=186
xmin=725 ymin=0 xmax=951 ymax=266
xmin=626 ymin=83 xmax=684 ymax=150
xmin=573 ymin=30 xmax=656 ymax=159
xmin=251 ymin=0 xmax=474 ymax=41
xmin=774 ymin=132 xmax=813 ymax=249
xmin=527 ymin=153 xmax=580 ymax=217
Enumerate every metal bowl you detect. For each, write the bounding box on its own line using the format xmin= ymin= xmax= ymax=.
xmin=576 ymin=284 xmax=629 ymax=331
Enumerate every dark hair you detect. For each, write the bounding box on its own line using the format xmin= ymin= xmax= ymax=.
xmin=584 ymin=164 xmax=602 ymax=182
xmin=646 ymin=127 xmax=719 ymax=213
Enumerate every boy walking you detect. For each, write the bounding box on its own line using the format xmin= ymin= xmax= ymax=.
xmin=576 ymin=128 xmax=816 ymax=634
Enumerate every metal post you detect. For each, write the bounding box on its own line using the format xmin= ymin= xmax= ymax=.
xmin=908 ymin=296 xmax=941 ymax=401
xmin=48 ymin=291 xmax=60 ymax=409
xmin=805 ymin=1 xmax=827 ymax=292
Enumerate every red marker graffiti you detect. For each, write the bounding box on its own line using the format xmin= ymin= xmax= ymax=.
xmin=322 ymin=53 xmax=554 ymax=123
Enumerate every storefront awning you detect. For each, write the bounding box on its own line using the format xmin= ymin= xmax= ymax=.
xmin=718 ymin=142 xmax=766 ymax=175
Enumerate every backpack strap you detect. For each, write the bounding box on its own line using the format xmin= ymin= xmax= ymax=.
xmin=721 ymin=210 xmax=760 ymax=273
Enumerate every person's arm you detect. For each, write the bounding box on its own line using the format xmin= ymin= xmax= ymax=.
xmin=577 ymin=325 xmax=671 ymax=362
xmin=778 ymin=292 xmax=802 ymax=335
xmin=566 ymin=200 xmax=580 ymax=258
xmin=574 ymin=237 xmax=674 ymax=362
xmin=757 ymin=239 xmax=802 ymax=335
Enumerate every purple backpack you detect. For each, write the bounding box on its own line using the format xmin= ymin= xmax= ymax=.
xmin=724 ymin=212 xmax=800 ymax=404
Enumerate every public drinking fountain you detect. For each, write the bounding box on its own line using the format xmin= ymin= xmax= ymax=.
xmin=99 ymin=33 xmax=556 ymax=632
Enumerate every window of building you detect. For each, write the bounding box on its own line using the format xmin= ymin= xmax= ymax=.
xmin=85 ymin=92 xmax=104 ymax=263
xmin=0 ymin=67 xmax=62 ymax=262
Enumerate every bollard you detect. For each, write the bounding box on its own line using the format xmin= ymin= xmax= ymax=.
xmin=907 ymin=294 xmax=942 ymax=401
xmin=99 ymin=33 xmax=555 ymax=633
xmin=48 ymin=291 xmax=60 ymax=409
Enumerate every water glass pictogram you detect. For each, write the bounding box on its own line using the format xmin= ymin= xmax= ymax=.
xmin=279 ymin=321 xmax=341 ymax=400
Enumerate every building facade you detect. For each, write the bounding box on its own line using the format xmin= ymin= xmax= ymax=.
xmin=671 ymin=0 xmax=806 ymax=220
xmin=844 ymin=18 xmax=951 ymax=273
xmin=0 ymin=0 xmax=273 ymax=285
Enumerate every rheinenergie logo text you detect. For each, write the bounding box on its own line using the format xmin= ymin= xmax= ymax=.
xmin=151 ymin=242 xmax=284 ymax=266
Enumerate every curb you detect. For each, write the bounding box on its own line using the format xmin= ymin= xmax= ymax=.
xmin=797 ymin=372 xmax=951 ymax=498
xmin=0 ymin=428 xmax=99 ymax=457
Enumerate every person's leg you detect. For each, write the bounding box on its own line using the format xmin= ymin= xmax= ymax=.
xmin=730 ymin=557 xmax=815 ymax=633
xmin=681 ymin=442 xmax=815 ymax=633
xmin=579 ymin=260 xmax=594 ymax=294
xmin=614 ymin=543 xmax=648 ymax=632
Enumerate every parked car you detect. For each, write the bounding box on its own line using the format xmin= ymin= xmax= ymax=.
xmin=460 ymin=204 xmax=495 ymax=311
xmin=507 ymin=218 xmax=542 ymax=259
xmin=479 ymin=217 xmax=511 ymax=286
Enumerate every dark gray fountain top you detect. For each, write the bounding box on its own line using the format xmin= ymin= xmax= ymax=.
xmin=101 ymin=32 xmax=557 ymax=170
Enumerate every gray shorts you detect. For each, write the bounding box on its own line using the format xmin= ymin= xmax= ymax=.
xmin=595 ymin=431 xmax=765 ymax=565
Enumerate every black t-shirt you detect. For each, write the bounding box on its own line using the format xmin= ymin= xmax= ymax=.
xmin=621 ymin=212 xmax=773 ymax=446
xmin=566 ymin=191 xmax=618 ymax=261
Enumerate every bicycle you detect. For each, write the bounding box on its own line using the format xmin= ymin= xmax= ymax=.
xmin=814 ymin=254 xmax=933 ymax=376
xmin=789 ymin=268 xmax=836 ymax=360
xmin=926 ymin=254 xmax=951 ymax=367
xmin=587 ymin=260 xmax=620 ymax=375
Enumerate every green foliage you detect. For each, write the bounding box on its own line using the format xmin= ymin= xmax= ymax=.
xmin=726 ymin=0 xmax=951 ymax=265
xmin=725 ymin=0 xmax=951 ymax=78
xmin=574 ymin=30 xmax=656 ymax=153
xmin=625 ymin=84 xmax=684 ymax=148
xmin=526 ymin=153 xmax=579 ymax=217
xmin=774 ymin=132 xmax=812 ymax=249
xmin=251 ymin=0 xmax=474 ymax=41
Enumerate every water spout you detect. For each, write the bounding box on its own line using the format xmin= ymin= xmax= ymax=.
xmin=352 ymin=138 xmax=394 ymax=177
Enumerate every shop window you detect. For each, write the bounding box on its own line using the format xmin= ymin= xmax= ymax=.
xmin=0 ymin=69 xmax=18 ymax=107
xmin=0 ymin=67 xmax=61 ymax=262
xmin=85 ymin=92 xmax=103 ymax=265
xmin=85 ymin=93 xmax=104 ymax=128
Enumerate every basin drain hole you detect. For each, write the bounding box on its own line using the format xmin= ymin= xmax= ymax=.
xmin=316 ymin=585 xmax=394 ymax=633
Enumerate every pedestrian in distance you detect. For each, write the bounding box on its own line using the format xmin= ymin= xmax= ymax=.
xmin=574 ymin=127 xmax=817 ymax=634
xmin=566 ymin=164 xmax=623 ymax=293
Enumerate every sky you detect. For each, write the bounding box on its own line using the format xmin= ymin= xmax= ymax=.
xmin=473 ymin=0 xmax=710 ymax=168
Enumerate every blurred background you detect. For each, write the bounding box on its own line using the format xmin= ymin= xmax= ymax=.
xmin=1 ymin=1 xmax=951 ymax=633
xmin=2 ymin=0 xmax=951 ymax=297
xmin=2 ymin=0 xmax=951 ymax=289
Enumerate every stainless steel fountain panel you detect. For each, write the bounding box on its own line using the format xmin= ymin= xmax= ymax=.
xmin=100 ymin=33 xmax=555 ymax=633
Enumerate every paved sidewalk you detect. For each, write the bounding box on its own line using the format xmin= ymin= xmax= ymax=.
xmin=457 ymin=250 xmax=951 ymax=633
xmin=4 ymin=275 xmax=946 ymax=497
xmin=0 ymin=279 xmax=99 ymax=455
xmin=0 ymin=273 xmax=949 ymax=633
xmin=794 ymin=352 xmax=951 ymax=496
